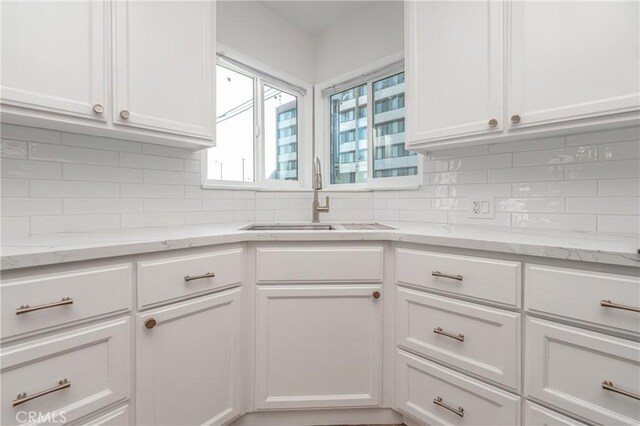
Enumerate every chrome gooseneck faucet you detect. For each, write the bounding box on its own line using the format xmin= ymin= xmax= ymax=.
xmin=312 ymin=157 xmax=330 ymax=223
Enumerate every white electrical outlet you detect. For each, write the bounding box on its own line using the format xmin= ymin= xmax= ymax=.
xmin=468 ymin=197 xmax=494 ymax=219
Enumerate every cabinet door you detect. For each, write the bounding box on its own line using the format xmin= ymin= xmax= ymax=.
xmin=405 ymin=0 xmax=504 ymax=145
xmin=509 ymin=1 xmax=640 ymax=127
xmin=1 ymin=0 xmax=107 ymax=120
xmin=256 ymin=285 xmax=382 ymax=409
xmin=137 ymin=288 xmax=243 ymax=426
xmin=113 ymin=0 xmax=214 ymax=138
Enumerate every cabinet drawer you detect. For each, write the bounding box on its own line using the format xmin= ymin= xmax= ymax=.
xmin=397 ymin=350 xmax=520 ymax=425
xmin=396 ymin=248 xmax=521 ymax=306
xmin=73 ymin=405 xmax=131 ymax=426
xmin=397 ymin=287 xmax=520 ymax=389
xmin=1 ymin=318 xmax=130 ymax=426
xmin=526 ymin=264 xmax=640 ymax=334
xmin=137 ymin=248 xmax=243 ymax=308
xmin=526 ymin=318 xmax=640 ymax=425
xmin=1 ymin=264 xmax=132 ymax=340
xmin=256 ymin=246 xmax=383 ymax=283
xmin=525 ymin=402 xmax=587 ymax=426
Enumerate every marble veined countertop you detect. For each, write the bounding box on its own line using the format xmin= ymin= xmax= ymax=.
xmin=2 ymin=222 xmax=638 ymax=270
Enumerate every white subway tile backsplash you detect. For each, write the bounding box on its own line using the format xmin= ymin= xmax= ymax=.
xmin=1 ymin=124 xmax=61 ymax=144
xmin=597 ymin=215 xmax=640 ymax=234
xmin=2 ymin=159 xmax=61 ymax=179
xmin=566 ymin=197 xmax=639 ymax=215
xmin=1 ymin=125 xmax=638 ymax=235
xmin=598 ymin=178 xmax=640 ymax=196
xmin=1 ymin=139 xmax=27 ymax=159
xmin=119 ymin=152 xmax=183 ymax=171
xmin=63 ymin=164 xmax=143 ymax=183
xmin=29 ymin=143 xmax=118 ymax=166
xmin=61 ymin=133 xmax=142 ymax=153
xmin=489 ymin=165 xmax=564 ymax=182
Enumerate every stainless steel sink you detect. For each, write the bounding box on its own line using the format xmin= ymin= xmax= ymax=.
xmin=243 ymin=224 xmax=337 ymax=231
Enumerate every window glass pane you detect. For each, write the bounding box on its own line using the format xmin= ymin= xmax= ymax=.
xmin=330 ymin=84 xmax=368 ymax=184
xmin=264 ymin=86 xmax=298 ymax=181
xmin=372 ymin=72 xmax=417 ymax=179
xmin=208 ymin=65 xmax=255 ymax=182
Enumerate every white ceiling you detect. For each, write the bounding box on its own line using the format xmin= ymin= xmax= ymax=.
xmin=258 ymin=1 xmax=371 ymax=35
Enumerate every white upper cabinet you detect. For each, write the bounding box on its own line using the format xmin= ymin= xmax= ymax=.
xmin=0 ymin=1 xmax=107 ymax=120
xmin=405 ymin=0 xmax=504 ymax=143
xmin=509 ymin=1 xmax=640 ymax=128
xmin=406 ymin=0 xmax=640 ymax=152
xmin=113 ymin=0 xmax=214 ymax=138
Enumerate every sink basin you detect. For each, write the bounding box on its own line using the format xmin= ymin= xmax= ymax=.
xmin=243 ymin=224 xmax=337 ymax=231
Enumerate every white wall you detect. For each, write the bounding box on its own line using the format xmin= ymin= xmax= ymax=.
xmin=314 ymin=1 xmax=404 ymax=83
xmin=217 ymin=1 xmax=315 ymax=83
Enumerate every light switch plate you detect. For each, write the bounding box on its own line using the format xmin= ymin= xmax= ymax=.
xmin=468 ymin=196 xmax=495 ymax=219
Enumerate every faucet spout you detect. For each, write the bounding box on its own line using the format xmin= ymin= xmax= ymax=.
xmin=312 ymin=157 xmax=329 ymax=222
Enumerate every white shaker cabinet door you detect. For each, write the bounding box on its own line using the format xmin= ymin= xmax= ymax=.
xmin=136 ymin=288 xmax=243 ymax=426
xmin=405 ymin=0 xmax=504 ymax=145
xmin=0 ymin=0 xmax=107 ymax=120
xmin=113 ymin=0 xmax=214 ymax=139
xmin=256 ymin=285 xmax=382 ymax=409
xmin=508 ymin=1 xmax=640 ymax=128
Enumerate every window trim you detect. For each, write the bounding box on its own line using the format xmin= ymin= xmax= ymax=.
xmin=315 ymin=52 xmax=423 ymax=192
xmin=202 ymin=45 xmax=312 ymax=191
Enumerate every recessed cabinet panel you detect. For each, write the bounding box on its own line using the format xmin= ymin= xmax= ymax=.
xmin=524 ymin=402 xmax=588 ymax=426
xmin=526 ymin=318 xmax=640 ymax=426
xmin=397 ymin=287 xmax=520 ymax=389
xmin=256 ymin=285 xmax=382 ymax=409
xmin=1 ymin=0 xmax=107 ymax=119
xmin=509 ymin=1 xmax=640 ymax=127
xmin=137 ymin=288 xmax=243 ymax=426
xmin=405 ymin=0 xmax=503 ymax=145
xmin=113 ymin=0 xmax=214 ymax=138
xmin=396 ymin=350 xmax=520 ymax=426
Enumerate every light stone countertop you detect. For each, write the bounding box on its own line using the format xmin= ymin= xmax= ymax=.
xmin=1 ymin=222 xmax=638 ymax=270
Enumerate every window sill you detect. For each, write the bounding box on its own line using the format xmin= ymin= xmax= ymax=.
xmin=201 ymin=183 xmax=312 ymax=192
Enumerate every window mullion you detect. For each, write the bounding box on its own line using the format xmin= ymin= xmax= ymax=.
xmin=367 ymin=80 xmax=374 ymax=182
xmin=255 ymin=77 xmax=264 ymax=184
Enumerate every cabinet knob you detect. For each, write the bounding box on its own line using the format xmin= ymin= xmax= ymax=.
xmin=510 ymin=114 xmax=521 ymax=124
xmin=120 ymin=110 xmax=131 ymax=119
xmin=372 ymin=291 xmax=381 ymax=299
xmin=92 ymin=104 xmax=104 ymax=114
xmin=144 ymin=318 xmax=157 ymax=329
xmin=488 ymin=118 xmax=498 ymax=127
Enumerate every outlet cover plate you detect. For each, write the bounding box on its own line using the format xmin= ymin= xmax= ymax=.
xmin=468 ymin=196 xmax=495 ymax=219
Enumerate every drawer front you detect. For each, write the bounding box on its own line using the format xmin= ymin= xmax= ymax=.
xmin=138 ymin=248 xmax=243 ymax=308
xmin=397 ymin=350 xmax=520 ymax=426
xmin=73 ymin=405 xmax=131 ymax=426
xmin=1 ymin=264 xmax=132 ymax=340
xmin=525 ymin=402 xmax=587 ymax=426
xmin=526 ymin=317 xmax=640 ymax=425
xmin=1 ymin=318 xmax=130 ymax=426
xmin=397 ymin=287 xmax=520 ymax=389
xmin=256 ymin=246 xmax=384 ymax=283
xmin=526 ymin=264 xmax=640 ymax=334
xmin=396 ymin=248 xmax=521 ymax=306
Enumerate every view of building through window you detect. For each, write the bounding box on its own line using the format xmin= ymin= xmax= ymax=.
xmin=330 ymin=72 xmax=416 ymax=184
xmin=208 ymin=65 xmax=299 ymax=183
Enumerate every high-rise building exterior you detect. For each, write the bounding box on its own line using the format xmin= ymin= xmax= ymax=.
xmin=274 ymin=100 xmax=298 ymax=180
xmin=330 ymin=72 xmax=417 ymax=184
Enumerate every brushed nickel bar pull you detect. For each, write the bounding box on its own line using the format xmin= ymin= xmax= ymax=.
xmin=432 ymin=271 xmax=463 ymax=281
xmin=433 ymin=396 xmax=464 ymax=417
xmin=433 ymin=327 xmax=464 ymax=342
xmin=16 ymin=297 xmax=73 ymax=315
xmin=184 ymin=272 xmax=216 ymax=282
xmin=602 ymin=380 xmax=640 ymax=401
xmin=600 ymin=300 xmax=640 ymax=313
xmin=13 ymin=379 xmax=71 ymax=407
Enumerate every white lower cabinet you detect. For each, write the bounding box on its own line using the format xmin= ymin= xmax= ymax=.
xmin=136 ymin=287 xmax=243 ymax=426
xmin=397 ymin=350 xmax=520 ymax=425
xmin=0 ymin=318 xmax=130 ymax=426
xmin=524 ymin=402 xmax=587 ymax=426
xmin=526 ymin=317 xmax=640 ymax=425
xmin=255 ymin=285 xmax=382 ymax=409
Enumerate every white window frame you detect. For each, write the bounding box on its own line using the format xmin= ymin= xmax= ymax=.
xmin=315 ymin=52 xmax=423 ymax=191
xmin=202 ymin=46 xmax=312 ymax=191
